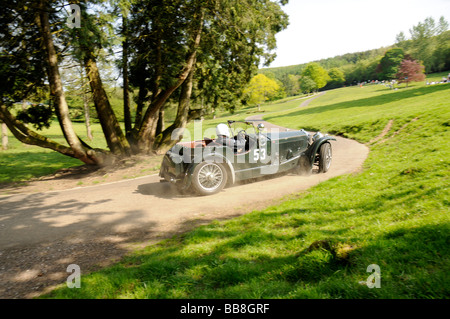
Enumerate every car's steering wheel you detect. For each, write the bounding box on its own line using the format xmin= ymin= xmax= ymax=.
xmin=237 ymin=130 xmax=247 ymax=140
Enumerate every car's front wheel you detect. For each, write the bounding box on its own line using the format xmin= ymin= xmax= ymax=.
xmin=318 ymin=142 xmax=332 ymax=173
xmin=192 ymin=162 xmax=228 ymax=195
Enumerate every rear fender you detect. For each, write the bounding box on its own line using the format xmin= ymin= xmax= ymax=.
xmin=183 ymin=153 xmax=236 ymax=190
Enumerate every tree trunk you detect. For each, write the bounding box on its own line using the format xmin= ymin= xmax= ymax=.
xmin=137 ymin=12 xmax=204 ymax=148
xmin=153 ymin=66 xmax=195 ymax=150
xmin=122 ymin=15 xmax=132 ymax=137
xmin=79 ymin=64 xmax=93 ymax=141
xmin=155 ymin=109 xmax=165 ymax=136
xmin=83 ymin=55 xmax=131 ymax=156
xmin=1 ymin=122 xmax=8 ymax=150
xmin=131 ymin=83 xmax=147 ymax=140
xmin=37 ymin=0 xmax=99 ymax=165
xmin=68 ymin=0 xmax=131 ymax=157
xmin=0 ymin=104 xmax=78 ymax=158
xmin=83 ymin=88 xmax=93 ymax=141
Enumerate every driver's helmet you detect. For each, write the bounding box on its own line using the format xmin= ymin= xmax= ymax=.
xmin=216 ymin=123 xmax=230 ymax=138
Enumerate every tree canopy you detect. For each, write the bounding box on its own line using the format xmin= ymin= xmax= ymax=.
xmin=396 ymin=59 xmax=426 ymax=87
xmin=243 ymin=74 xmax=282 ymax=106
xmin=301 ymin=63 xmax=331 ymax=92
xmin=376 ymin=48 xmax=405 ymax=81
xmin=0 ymin=0 xmax=289 ymax=163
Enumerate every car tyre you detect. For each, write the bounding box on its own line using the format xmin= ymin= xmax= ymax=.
xmin=318 ymin=142 xmax=332 ymax=173
xmin=192 ymin=162 xmax=228 ymax=196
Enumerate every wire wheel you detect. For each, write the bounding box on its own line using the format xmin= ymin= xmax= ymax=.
xmin=192 ymin=162 xmax=228 ymax=195
xmin=318 ymin=142 xmax=332 ymax=173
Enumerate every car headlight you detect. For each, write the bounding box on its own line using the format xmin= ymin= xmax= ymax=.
xmin=313 ymin=132 xmax=324 ymax=142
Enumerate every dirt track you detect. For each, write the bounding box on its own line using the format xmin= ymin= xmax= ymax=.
xmin=0 ymin=114 xmax=369 ymax=298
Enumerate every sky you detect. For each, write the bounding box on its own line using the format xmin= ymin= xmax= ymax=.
xmin=268 ymin=0 xmax=450 ymax=68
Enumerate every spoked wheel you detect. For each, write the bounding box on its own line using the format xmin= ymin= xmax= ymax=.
xmin=192 ymin=162 xmax=228 ymax=195
xmin=318 ymin=142 xmax=332 ymax=173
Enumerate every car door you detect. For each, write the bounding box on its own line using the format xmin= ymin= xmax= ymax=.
xmin=233 ymin=134 xmax=260 ymax=181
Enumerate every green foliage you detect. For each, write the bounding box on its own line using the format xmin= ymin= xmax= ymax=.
xmin=396 ymin=16 xmax=450 ymax=73
xmin=343 ymin=57 xmax=380 ymax=84
xmin=0 ymin=0 xmax=47 ymax=103
xmin=325 ymin=67 xmax=346 ymax=89
xmin=280 ymin=74 xmax=301 ymax=96
xmin=260 ymin=46 xmax=387 ymax=87
xmin=129 ymin=0 xmax=289 ymax=115
xmin=376 ymin=48 xmax=405 ymax=80
xmin=16 ymin=104 xmax=54 ymax=130
xmin=261 ymin=16 xmax=449 ymax=95
xmin=301 ymin=63 xmax=331 ymax=91
xmin=64 ymin=0 xmax=119 ymax=63
xmin=243 ymin=74 xmax=282 ymax=105
xmin=299 ymin=76 xmax=316 ymax=94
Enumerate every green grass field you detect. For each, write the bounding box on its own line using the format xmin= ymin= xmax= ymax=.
xmin=41 ymin=73 xmax=449 ymax=299
xmin=0 ymin=122 xmax=108 ymax=184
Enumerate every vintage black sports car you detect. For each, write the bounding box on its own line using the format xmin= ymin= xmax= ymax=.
xmin=159 ymin=120 xmax=335 ymax=195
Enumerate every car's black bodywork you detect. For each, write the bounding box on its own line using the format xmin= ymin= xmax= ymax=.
xmin=159 ymin=120 xmax=336 ymax=195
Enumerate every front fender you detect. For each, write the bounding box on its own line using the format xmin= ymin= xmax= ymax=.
xmin=304 ymin=134 xmax=336 ymax=168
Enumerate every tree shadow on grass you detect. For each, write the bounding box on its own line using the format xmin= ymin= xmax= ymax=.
xmin=0 ymin=150 xmax=83 ymax=185
xmin=41 ymin=201 xmax=450 ymax=299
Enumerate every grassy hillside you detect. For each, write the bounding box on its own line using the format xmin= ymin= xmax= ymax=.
xmin=266 ymin=78 xmax=450 ymax=143
xmin=0 ymin=122 xmax=106 ymax=184
xmin=42 ymin=75 xmax=449 ymax=299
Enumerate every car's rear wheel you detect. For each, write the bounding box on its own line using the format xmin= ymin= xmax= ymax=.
xmin=318 ymin=142 xmax=332 ymax=173
xmin=192 ymin=162 xmax=228 ymax=195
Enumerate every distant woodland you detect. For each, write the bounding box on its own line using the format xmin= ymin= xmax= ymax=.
xmin=259 ymin=16 xmax=450 ymax=96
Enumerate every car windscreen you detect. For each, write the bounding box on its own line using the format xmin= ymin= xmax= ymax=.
xmin=229 ymin=122 xmax=257 ymax=137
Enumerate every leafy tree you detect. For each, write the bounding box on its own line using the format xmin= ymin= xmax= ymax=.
xmin=128 ymin=0 xmax=289 ymax=151
xmin=0 ymin=0 xmax=102 ymax=164
xmin=299 ymin=76 xmax=316 ymax=94
xmin=376 ymin=48 xmax=404 ymax=80
xmin=1 ymin=0 xmax=289 ymax=164
xmin=301 ymin=63 xmax=330 ymax=91
xmin=432 ymin=30 xmax=450 ymax=71
xmin=325 ymin=67 xmax=346 ymax=89
xmin=243 ymin=74 xmax=281 ymax=107
xmin=395 ymin=31 xmax=407 ymax=45
xmin=396 ymin=59 xmax=426 ymax=87
xmin=67 ymin=0 xmax=131 ymax=156
xmin=437 ymin=16 xmax=449 ymax=34
xmin=396 ymin=16 xmax=449 ymax=73
xmin=278 ymin=74 xmax=300 ymax=96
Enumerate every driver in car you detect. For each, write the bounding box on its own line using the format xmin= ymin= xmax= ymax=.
xmin=215 ymin=123 xmax=246 ymax=153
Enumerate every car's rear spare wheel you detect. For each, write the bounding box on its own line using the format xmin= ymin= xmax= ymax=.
xmin=192 ymin=162 xmax=228 ymax=195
